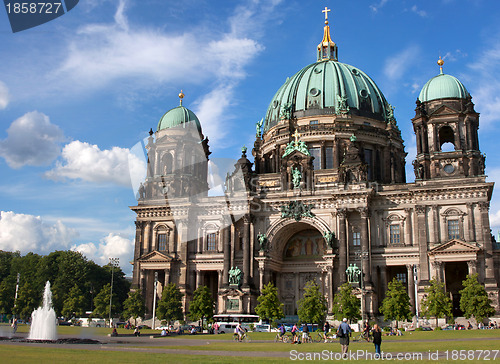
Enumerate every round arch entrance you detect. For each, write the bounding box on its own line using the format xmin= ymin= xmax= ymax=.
xmin=264 ymin=219 xmax=334 ymax=318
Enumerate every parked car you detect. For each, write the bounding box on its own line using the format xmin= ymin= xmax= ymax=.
xmin=254 ymin=324 xmax=271 ymax=332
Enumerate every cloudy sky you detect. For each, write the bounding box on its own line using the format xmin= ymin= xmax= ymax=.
xmin=1 ymin=0 xmax=500 ymax=275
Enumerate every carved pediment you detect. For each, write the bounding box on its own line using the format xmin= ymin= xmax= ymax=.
xmin=428 ymin=104 xmax=460 ymax=117
xmin=428 ymin=239 xmax=480 ymax=256
xmin=220 ymin=287 xmax=245 ymax=297
xmin=138 ymin=250 xmax=173 ymax=263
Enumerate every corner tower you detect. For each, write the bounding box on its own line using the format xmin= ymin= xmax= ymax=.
xmin=412 ymin=58 xmax=483 ymax=180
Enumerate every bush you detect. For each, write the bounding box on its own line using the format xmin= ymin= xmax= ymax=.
xmin=415 ymin=327 xmax=424 ymax=331
xmin=434 ymin=326 xmax=442 ymax=331
xmin=447 ymin=318 xmax=455 ymax=325
xmin=383 ymin=326 xmax=391 ymax=332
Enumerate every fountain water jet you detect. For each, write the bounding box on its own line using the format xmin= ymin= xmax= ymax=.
xmin=28 ymin=281 xmax=57 ymax=341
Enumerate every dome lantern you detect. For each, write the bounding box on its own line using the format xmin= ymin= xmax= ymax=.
xmin=317 ymin=7 xmax=338 ymax=61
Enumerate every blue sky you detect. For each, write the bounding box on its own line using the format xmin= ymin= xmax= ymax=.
xmin=1 ymin=0 xmax=500 ymax=275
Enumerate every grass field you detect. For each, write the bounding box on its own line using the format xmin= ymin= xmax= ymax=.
xmin=1 ymin=324 xmax=499 ymax=363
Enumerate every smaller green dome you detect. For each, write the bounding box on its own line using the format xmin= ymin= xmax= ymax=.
xmin=157 ymin=105 xmax=202 ymax=132
xmin=418 ymin=73 xmax=469 ymax=102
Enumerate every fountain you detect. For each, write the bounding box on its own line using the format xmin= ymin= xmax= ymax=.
xmin=28 ymin=281 xmax=57 ymax=341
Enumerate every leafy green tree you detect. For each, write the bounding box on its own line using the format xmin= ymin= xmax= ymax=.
xmin=380 ymin=278 xmax=412 ymax=328
xmin=255 ymin=282 xmax=284 ymax=327
xmin=13 ymin=281 xmax=40 ymax=320
xmin=332 ymin=282 xmax=361 ymax=322
xmin=62 ymin=284 xmax=86 ymax=319
xmin=420 ymin=279 xmax=452 ymax=327
xmin=122 ymin=290 xmax=146 ymax=326
xmin=459 ymin=274 xmax=495 ymax=323
xmin=0 ymin=277 xmax=15 ymax=315
xmin=297 ymin=280 xmax=327 ymax=325
xmin=188 ymin=285 xmax=215 ymax=327
xmin=93 ymin=284 xmax=119 ymax=318
xmin=157 ymin=283 xmax=184 ymax=325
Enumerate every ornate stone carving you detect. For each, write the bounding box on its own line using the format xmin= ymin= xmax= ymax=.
xmin=415 ymin=205 xmax=427 ymax=215
xmin=257 ymin=234 xmax=268 ymax=252
xmin=323 ymin=231 xmax=336 ymax=249
xmin=280 ymin=201 xmax=315 ymax=221
xmin=228 ymin=266 xmax=242 ymax=286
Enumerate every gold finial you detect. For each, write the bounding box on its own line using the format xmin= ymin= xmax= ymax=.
xmin=292 ymin=129 xmax=301 ymax=144
xmin=322 ymin=6 xmax=331 ymax=25
xmin=437 ymin=56 xmax=444 ymax=74
xmin=179 ymin=90 xmax=185 ymax=105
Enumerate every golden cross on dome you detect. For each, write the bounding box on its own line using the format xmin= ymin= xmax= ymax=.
xmin=322 ymin=7 xmax=331 ymax=24
xmin=292 ymin=129 xmax=301 ymax=144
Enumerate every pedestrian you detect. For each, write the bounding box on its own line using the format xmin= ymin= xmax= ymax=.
xmin=338 ymin=318 xmax=352 ymax=358
xmin=302 ymin=323 xmax=309 ymax=343
xmin=11 ymin=318 xmax=17 ymax=334
xmin=213 ymin=322 xmax=219 ymax=334
xmin=323 ymin=321 xmax=330 ymax=342
xmin=372 ymin=324 xmax=382 ymax=358
xmin=291 ymin=323 xmax=299 ymax=343
xmin=134 ymin=326 xmax=141 ymax=336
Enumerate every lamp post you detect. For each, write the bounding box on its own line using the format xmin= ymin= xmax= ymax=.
xmin=152 ymin=272 xmax=158 ymax=330
xmin=355 ymin=251 xmax=369 ymax=325
xmin=109 ymin=257 xmax=119 ymax=328
xmin=413 ymin=265 xmax=419 ymax=328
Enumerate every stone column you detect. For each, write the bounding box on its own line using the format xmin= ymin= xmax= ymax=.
xmin=404 ymin=208 xmax=413 ymax=246
xmin=132 ymin=221 xmax=143 ymax=287
xmin=168 ymin=228 xmax=175 ymax=255
xmin=478 ymin=202 xmax=496 ymax=284
xmin=242 ymin=215 xmax=251 ymax=287
xmin=222 ymin=224 xmax=231 ymax=286
xmin=196 ymin=270 xmax=202 ymax=289
xmin=326 ymin=266 xmax=333 ymax=312
xmin=467 ymin=260 xmax=477 ymax=276
xmin=431 ymin=261 xmax=443 ymax=282
xmin=164 ymin=268 xmax=170 ymax=285
xmin=406 ymin=264 xmax=416 ymax=315
xmin=333 ymin=138 xmax=340 ymax=169
xmin=466 ymin=203 xmax=476 ymax=242
xmin=359 ymin=207 xmax=371 ymax=286
xmin=337 ymin=209 xmax=348 ymax=285
xmin=295 ymin=273 xmax=300 ymax=306
xmin=259 ymin=267 xmax=265 ymax=291
xmin=143 ymin=221 xmax=151 ymax=253
xmin=429 ymin=206 xmax=439 ymax=244
xmin=415 ymin=205 xmax=430 ymax=283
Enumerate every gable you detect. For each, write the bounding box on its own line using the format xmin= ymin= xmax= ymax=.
xmin=138 ymin=250 xmax=172 ymax=263
xmin=428 ymin=239 xmax=480 ymax=256
xmin=428 ymin=104 xmax=460 ymax=117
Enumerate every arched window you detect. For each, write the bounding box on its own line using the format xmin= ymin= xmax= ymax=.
xmin=439 ymin=126 xmax=455 ymax=152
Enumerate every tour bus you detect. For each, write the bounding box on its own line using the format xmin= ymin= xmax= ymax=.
xmin=213 ymin=314 xmax=260 ymax=333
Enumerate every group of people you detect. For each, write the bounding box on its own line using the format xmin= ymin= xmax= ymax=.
xmin=278 ymin=319 xmax=383 ymax=359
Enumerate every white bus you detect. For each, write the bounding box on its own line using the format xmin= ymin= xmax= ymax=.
xmin=213 ymin=314 xmax=260 ymax=333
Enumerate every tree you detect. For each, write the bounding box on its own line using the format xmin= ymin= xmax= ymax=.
xmin=0 ymin=277 xmax=15 ymax=315
xmin=62 ymin=284 xmax=86 ymax=319
xmin=459 ymin=273 xmax=495 ymax=323
xmin=297 ymin=280 xmax=327 ymax=325
xmin=122 ymin=290 xmax=146 ymax=326
xmin=93 ymin=284 xmax=119 ymax=318
xmin=379 ymin=278 xmax=412 ymax=328
xmin=331 ymin=283 xmax=361 ymax=322
xmin=420 ymin=279 xmax=452 ymax=327
xmin=156 ymin=283 xmax=184 ymax=325
xmin=188 ymin=285 xmax=215 ymax=327
xmin=13 ymin=281 xmax=40 ymax=320
xmin=255 ymin=282 xmax=284 ymax=327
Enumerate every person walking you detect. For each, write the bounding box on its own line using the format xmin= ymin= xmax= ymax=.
xmin=338 ymin=318 xmax=352 ymax=358
xmin=323 ymin=321 xmax=330 ymax=342
xmin=302 ymin=323 xmax=310 ymax=343
xmin=372 ymin=324 xmax=382 ymax=358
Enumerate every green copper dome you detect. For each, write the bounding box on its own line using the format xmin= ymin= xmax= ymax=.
xmin=157 ymin=105 xmax=202 ymax=133
xmin=263 ymin=60 xmax=393 ymax=131
xmin=418 ymin=73 xmax=469 ymax=103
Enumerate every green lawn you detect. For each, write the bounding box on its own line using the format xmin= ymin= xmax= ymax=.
xmin=1 ymin=325 xmax=499 ymax=363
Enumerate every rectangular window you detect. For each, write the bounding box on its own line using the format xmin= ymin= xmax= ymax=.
xmin=364 ymin=148 xmax=373 ymax=181
xmin=352 ymin=232 xmax=361 ymax=246
xmin=390 ymin=224 xmax=401 ymax=245
xmin=396 ymin=273 xmax=407 ymax=284
xmin=207 ymin=233 xmax=217 ymax=251
xmin=309 ymin=120 xmax=319 ymax=129
xmin=158 ymin=233 xmax=168 ymax=252
xmin=448 ymin=220 xmax=460 ymax=240
xmin=310 ymin=147 xmax=321 ymax=170
xmin=325 ymin=147 xmax=333 ymax=169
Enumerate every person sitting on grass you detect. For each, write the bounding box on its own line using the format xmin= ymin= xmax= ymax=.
xmin=190 ymin=326 xmax=197 ymax=335
xmin=134 ymin=327 xmax=140 ymax=337
xmin=111 ymin=328 xmax=118 ymax=337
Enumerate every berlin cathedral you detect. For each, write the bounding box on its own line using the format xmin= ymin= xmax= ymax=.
xmin=130 ymin=8 xmax=500 ymax=321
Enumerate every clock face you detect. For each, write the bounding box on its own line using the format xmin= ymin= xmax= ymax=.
xmin=443 ymin=163 xmax=455 ymax=174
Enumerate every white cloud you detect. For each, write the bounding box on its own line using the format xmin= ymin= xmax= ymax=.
xmin=0 ymin=111 xmax=65 ymax=169
xmin=411 ymin=5 xmax=427 ymax=18
xmin=370 ymin=0 xmax=389 ymax=13
xmin=0 ymin=211 xmax=78 ymax=254
xmin=0 ymin=81 xmax=9 ymax=109
xmin=383 ymin=45 xmax=420 ymax=82
xmin=72 ymin=233 xmax=134 ymax=273
xmin=45 ymin=140 xmax=145 ymax=187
